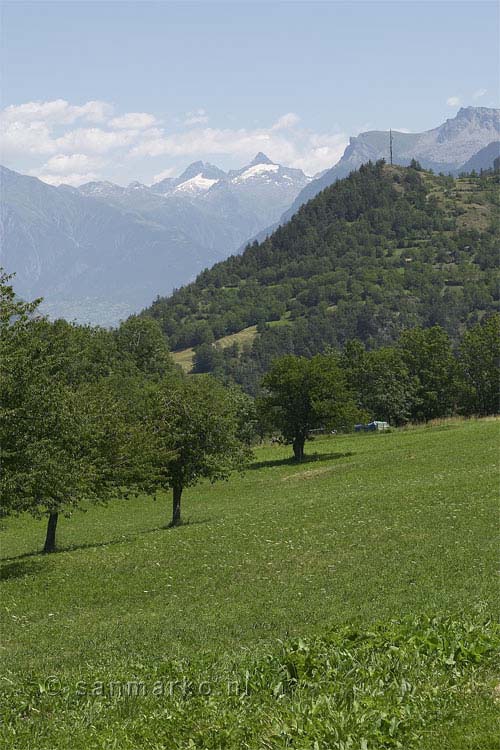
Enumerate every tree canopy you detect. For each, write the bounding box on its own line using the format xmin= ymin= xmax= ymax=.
xmin=0 ymin=274 xmax=165 ymax=551
xmin=260 ymin=354 xmax=359 ymax=461
xmin=148 ymin=375 xmax=254 ymax=526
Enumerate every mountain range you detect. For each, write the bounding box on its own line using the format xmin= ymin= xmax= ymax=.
xmin=266 ymin=106 xmax=500 ymax=236
xmin=0 ymin=153 xmax=309 ymax=324
xmin=1 ymin=107 xmax=498 ymax=325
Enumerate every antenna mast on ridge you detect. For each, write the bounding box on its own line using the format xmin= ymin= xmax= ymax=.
xmin=389 ymin=128 xmax=393 ymax=165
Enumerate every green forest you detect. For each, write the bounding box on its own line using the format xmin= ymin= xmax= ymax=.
xmin=143 ymin=161 xmax=500 ymax=391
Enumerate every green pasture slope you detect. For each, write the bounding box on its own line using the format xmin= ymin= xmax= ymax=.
xmin=1 ymin=418 xmax=499 ymax=748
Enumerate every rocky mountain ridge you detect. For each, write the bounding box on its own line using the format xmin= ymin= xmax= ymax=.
xmin=280 ymin=107 xmax=500 ymax=224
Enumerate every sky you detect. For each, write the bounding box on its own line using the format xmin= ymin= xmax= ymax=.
xmin=1 ymin=0 xmax=498 ymax=186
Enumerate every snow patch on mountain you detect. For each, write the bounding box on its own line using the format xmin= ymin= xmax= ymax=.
xmin=233 ymin=163 xmax=281 ymax=182
xmin=127 ymin=181 xmax=148 ymax=191
xmin=174 ymin=173 xmax=220 ymax=194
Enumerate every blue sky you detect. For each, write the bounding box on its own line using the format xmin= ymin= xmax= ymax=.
xmin=1 ymin=1 xmax=498 ymax=185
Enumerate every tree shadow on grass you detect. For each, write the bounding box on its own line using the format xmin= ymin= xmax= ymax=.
xmin=161 ymin=517 xmax=211 ymax=531
xmin=1 ymin=518 xmax=212 ymax=563
xmin=250 ymin=451 xmax=354 ymax=471
xmin=0 ymin=558 xmax=44 ymax=580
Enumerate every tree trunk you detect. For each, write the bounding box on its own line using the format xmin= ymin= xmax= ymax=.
xmin=170 ymin=484 xmax=182 ymax=527
xmin=293 ymin=435 xmax=305 ymax=462
xmin=43 ymin=512 xmax=59 ymax=553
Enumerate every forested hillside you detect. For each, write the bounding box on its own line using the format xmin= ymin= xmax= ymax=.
xmin=143 ymin=161 xmax=499 ymax=389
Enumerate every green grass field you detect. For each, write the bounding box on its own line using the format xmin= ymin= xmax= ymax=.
xmin=1 ymin=418 xmax=499 ymax=748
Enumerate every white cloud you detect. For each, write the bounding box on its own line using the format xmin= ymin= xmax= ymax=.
xmin=28 ymin=153 xmax=106 ymax=186
xmin=0 ymin=98 xmax=351 ymax=183
xmin=53 ymin=127 xmax=139 ymax=155
xmin=0 ymin=99 xmax=163 ymax=164
xmin=109 ymin=112 xmax=159 ymax=129
xmin=0 ymin=100 xmax=119 ymax=159
xmin=0 ymin=120 xmax=55 ymax=156
xmin=292 ymin=132 xmax=347 ymax=175
xmin=43 ymin=153 xmax=105 ymax=175
xmin=131 ymin=117 xmax=348 ymax=176
xmin=1 ymin=99 xmax=111 ymax=125
xmin=446 ymin=96 xmax=461 ymax=107
xmin=184 ymin=109 xmax=209 ymax=126
xmin=33 ymin=171 xmax=101 ymax=187
xmin=473 ymin=88 xmax=487 ymax=100
xmin=152 ymin=166 xmax=177 ymax=183
xmin=271 ymin=112 xmax=300 ymax=130
xmin=131 ymin=126 xmax=270 ymax=160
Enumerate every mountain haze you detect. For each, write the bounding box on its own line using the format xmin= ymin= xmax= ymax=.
xmin=459 ymin=141 xmax=500 ymax=173
xmin=0 ymin=155 xmax=308 ymax=324
xmin=0 ymin=166 xmax=215 ymax=324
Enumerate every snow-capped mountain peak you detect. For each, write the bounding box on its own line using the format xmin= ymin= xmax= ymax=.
xmin=233 ymin=162 xmax=281 ymax=182
xmin=152 ymin=161 xmax=226 ymax=196
xmin=227 ymin=153 xmax=308 ymax=186
xmin=174 ymin=173 xmax=220 ymax=194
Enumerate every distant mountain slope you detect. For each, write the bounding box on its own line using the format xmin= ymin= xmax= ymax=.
xmin=79 ymin=153 xmax=308 ymax=229
xmin=150 ymin=161 xmax=227 ymax=197
xmin=280 ymin=107 xmax=500 ymax=224
xmin=458 ymin=141 xmax=500 ymax=173
xmin=0 ymin=166 xmax=213 ymax=325
xmin=0 ymin=154 xmax=308 ymax=324
xmin=143 ymin=162 xmax=499 ymax=390
xmin=197 ymin=153 xmax=310 ymax=241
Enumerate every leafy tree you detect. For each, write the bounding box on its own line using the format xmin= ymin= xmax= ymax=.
xmin=2 ymin=382 xmax=145 ymax=552
xmin=341 ymin=341 xmax=418 ymax=425
xmin=192 ymin=342 xmax=224 ymax=374
xmin=0 ymin=283 xmax=155 ymax=552
xmin=409 ymin=158 xmax=423 ymax=171
xmin=115 ymin=316 xmax=174 ymax=376
xmin=260 ymin=354 xmax=358 ymax=461
xmin=459 ymin=314 xmax=500 ymax=415
xmin=0 ymin=269 xmax=41 ymax=330
xmin=149 ymin=375 xmax=253 ymax=526
xmin=398 ymin=326 xmax=458 ymax=421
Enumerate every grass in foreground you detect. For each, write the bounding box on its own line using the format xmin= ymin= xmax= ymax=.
xmin=1 ymin=418 xmax=498 ymax=748
xmin=2 ymin=616 xmax=498 ymax=749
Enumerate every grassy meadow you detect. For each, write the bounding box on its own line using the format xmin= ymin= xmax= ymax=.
xmin=1 ymin=418 xmax=499 ymax=748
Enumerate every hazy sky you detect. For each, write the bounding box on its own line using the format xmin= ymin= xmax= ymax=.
xmin=1 ymin=1 xmax=498 ymax=185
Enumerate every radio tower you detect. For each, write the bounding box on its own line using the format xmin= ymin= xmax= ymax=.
xmin=389 ymin=129 xmax=393 ymax=165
